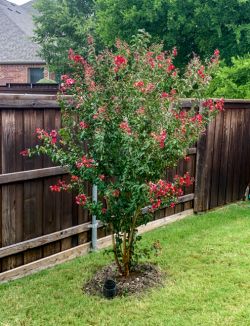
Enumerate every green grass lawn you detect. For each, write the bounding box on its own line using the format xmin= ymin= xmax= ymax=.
xmin=0 ymin=202 xmax=249 ymax=326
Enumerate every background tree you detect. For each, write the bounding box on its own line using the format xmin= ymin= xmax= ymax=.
xmin=94 ymin=0 xmax=250 ymax=65
xmin=33 ymin=0 xmax=250 ymax=73
xmin=33 ymin=0 xmax=94 ymax=75
xmin=207 ymin=55 xmax=250 ymax=99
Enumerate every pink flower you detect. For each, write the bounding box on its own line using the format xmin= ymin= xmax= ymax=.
xmin=134 ymin=81 xmax=144 ymax=88
xmin=99 ymin=174 xmax=105 ymax=180
xmin=61 ymin=74 xmax=69 ymax=81
xmin=112 ymin=189 xmax=120 ymax=197
xmin=50 ymin=130 xmax=57 ymax=138
xmin=49 ymin=130 xmax=57 ymax=144
xmin=156 ymin=54 xmax=164 ymax=61
xmin=144 ymin=83 xmax=155 ymax=93
xmin=167 ymin=64 xmax=175 ymax=72
xmin=65 ymin=78 xmax=75 ymax=86
xmin=79 ymin=121 xmax=89 ymax=129
xmin=71 ymin=175 xmax=79 ymax=182
xmin=36 ymin=128 xmax=49 ymax=139
xmin=20 ymin=149 xmax=30 ymax=157
xmin=152 ymin=199 xmax=161 ymax=210
xmin=119 ymin=121 xmax=132 ymax=135
xmin=50 ymin=185 xmax=61 ymax=192
xmin=75 ymin=194 xmax=87 ymax=206
xmin=136 ymin=107 xmax=145 ymax=115
xmin=151 ymin=129 xmax=167 ymax=148
xmin=114 ymin=55 xmax=127 ymax=72
xmin=161 ymin=92 xmax=169 ymax=98
xmin=114 ymin=55 xmax=127 ymax=66
xmin=172 ymin=47 xmax=178 ymax=57
xmin=215 ymin=98 xmax=224 ymax=111
xmin=214 ymin=49 xmax=220 ymax=57
xmin=76 ymin=156 xmax=94 ymax=168
xmin=170 ymin=202 xmax=176 ymax=208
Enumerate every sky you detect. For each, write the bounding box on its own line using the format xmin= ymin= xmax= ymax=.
xmin=9 ymin=0 xmax=31 ymax=5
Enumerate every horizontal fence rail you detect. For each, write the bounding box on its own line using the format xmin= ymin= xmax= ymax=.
xmin=0 ymin=93 xmax=249 ymax=282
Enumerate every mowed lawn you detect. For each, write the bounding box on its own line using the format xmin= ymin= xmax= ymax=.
xmin=0 ymin=202 xmax=249 ymax=326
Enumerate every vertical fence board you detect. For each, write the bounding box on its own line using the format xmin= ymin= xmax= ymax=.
xmin=194 ymin=119 xmax=216 ymax=212
xmin=210 ymin=112 xmax=224 ymax=209
xmin=42 ymin=109 xmax=61 ymax=257
xmin=23 ymin=110 xmax=43 ymax=263
xmin=217 ymin=110 xmax=231 ymax=206
xmin=1 ymin=111 xmax=18 ymax=270
xmin=239 ymin=109 xmax=250 ymax=197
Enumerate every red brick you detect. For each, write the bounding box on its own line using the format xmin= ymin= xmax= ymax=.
xmin=0 ymin=64 xmax=55 ymax=85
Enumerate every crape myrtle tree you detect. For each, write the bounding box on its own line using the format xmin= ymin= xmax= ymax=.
xmin=21 ymin=32 xmax=224 ymax=277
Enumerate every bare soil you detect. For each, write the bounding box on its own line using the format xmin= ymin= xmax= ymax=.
xmin=83 ymin=263 xmax=164 ymax=298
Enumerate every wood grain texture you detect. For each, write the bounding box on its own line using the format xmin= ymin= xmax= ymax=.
xmin=0 ymin=222 xmax=90 ymax=258
xmin=0 ymin=167 xmax=68 ymax=184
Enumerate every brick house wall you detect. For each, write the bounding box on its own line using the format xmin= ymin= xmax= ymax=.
xmin=0 ymin=64 xmax=55 ymax=85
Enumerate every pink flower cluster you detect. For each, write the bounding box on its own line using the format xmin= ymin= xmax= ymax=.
xmin=35 ymin=128 xmax=58 ymax=144
xmin=75 ymin=193 xmax=87 ymax=206
xmin=161 ymin=89 xmax=177 ymax=101
xmin=197 ymin=65 xmax=205 ymax=79
xmin=133 ymin=80 xmax=155 ymax=93
xmin=60 ymin=74 xmax=76 ymax=92
xmin=20 ymin=148 xmax=30 ymax=157
xmin=202 ymin=98 xmax=224 ymax=112
xmin=79 ymin=121 xmax=89 ymax=129
xmin=211 ymin=49 xmax=220 ymax=63
xmin=68 ymin=48 xmax=86 ymax=65
xmin=149 ymin=180 xmax=181 ymax=211
xmin=149 ymin=173 xmax=194 ymax=211
xmin=151 ymin=130 xmax=167 ymax=148
xmin=114 ymin=55 xmax=127 ymax=72
xmin=119 ymin=121 xmax=132 ymax=135
xmin=93 ymin=107 xmax=106 ymax=120
xmin=191 ymin=114 xmax=203 ymax=123
xmin=145 ymin=49 xmax=177 ymax=73
xmin=68 ymin=48 xmax=96 ymax=92
xmin=50 ymin=179 xmax=71 ymax=192
xmin=76 ymin=155 xmax=94 ymax=168
xmin=136 ymin=107 xmax=145 ymax=115
xmin=174 ymin=172 xmax=193 ymax=187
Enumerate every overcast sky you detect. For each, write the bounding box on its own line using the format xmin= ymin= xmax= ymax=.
xmin=9 ymin=0 xmax=30 ymax=5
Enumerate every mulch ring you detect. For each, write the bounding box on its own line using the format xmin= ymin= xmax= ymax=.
xmin=83 ymin=263 xmax=164 ymax=298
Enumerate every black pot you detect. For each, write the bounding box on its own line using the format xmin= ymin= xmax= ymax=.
xmin=103 ymin=279 xmax=117 ymax=299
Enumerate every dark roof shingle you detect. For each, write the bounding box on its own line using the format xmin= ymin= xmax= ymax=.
xmin=0 ymin=0 xmax=44 ymax=64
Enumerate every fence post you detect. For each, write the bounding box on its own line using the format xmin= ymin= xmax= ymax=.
xmin=91 ymin=184 xmax=98 ymax=251
xmin=194 ymin=132 xmax=206 ymax=212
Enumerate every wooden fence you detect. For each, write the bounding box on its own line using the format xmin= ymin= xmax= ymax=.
xmin=0 ymin=94 xmax=249 ymax=282
xmin=194 ymin=100 xmax=250 ymax=211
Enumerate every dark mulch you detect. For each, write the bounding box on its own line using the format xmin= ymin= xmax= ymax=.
xmin=83 ymin=263 xmax=164 ymax=298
